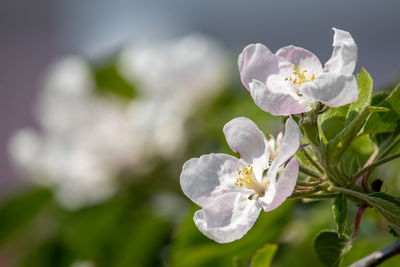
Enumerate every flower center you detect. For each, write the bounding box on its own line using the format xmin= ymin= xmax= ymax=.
xmin=285 ymin=64 xmax=315 ymax=87
xmin=235 ymin=164 xmax=269 ymax=196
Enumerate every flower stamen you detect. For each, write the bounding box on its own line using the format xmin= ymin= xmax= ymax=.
xmin=285 ymin=64 xmax=315 ymax=87
xmin=235 ymin=164 xmax=269 ymax=196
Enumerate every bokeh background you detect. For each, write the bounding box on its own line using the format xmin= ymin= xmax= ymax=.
xmin=1 ymin=1 xmax=400 ymax=266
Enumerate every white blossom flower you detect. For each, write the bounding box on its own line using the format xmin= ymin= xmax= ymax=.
xmin=238 ymin=28 xmax=358 ymax=116
xmin=180 ymin=117 xmax=300 ymax=243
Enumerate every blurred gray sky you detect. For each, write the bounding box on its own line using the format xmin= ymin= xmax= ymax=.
xmin=1 ymin=0 xmax=399 ymax=195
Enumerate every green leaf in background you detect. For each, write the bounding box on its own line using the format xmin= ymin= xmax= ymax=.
xmin=111 ymin=210 xmax=172 ymax=267
xmin=0 ymin=188 xmax=52 ymax=245
xmin=232 ymin=257 xmax=248 ymax=267
xmin=168 ymin=201 xmax=293 ymax=267
xmin=250 ymin=244 xmax=278 ymax=267
xmin=93 ymin=62 xmax=137 ymax=99
xmin=319 ymin=68 xmax=372 ymax=141
xmin=332 ymin=194 xmax=347 ymax=238
xmin=313 ymin=231 xmax=349 ymax=267
xmin=363 ymin=83 xmax=400 ymax=135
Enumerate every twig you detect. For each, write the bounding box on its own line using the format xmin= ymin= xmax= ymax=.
xmin=348 ymin=239 xmax=400 ymax=267
xmin=290 ymin=183 xmax=330 ymax=199
xmin=289 ymin=192 xmax=338 ymax=200
xmin=300 ymin=146 xmax=324 ymax=174
xmin=296 ymin=179 xmax=324 ymax=186
xmin=299 ymin=163 xmax=322 ymax=179
xmin=349 ymin=152 xmax=400 ymax=186
xmin=378 ymin=136 xmax=400 ymax=159
xmin=357 ymin=148 xmax=379 ymax=192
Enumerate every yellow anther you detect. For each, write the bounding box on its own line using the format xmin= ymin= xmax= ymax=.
xmin=285 ymin=64 xmax=315 ymax=86
xmin=234 ymin=164 xmax=269 ymax=196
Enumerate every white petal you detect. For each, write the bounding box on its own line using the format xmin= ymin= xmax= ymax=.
xmin=223 ymin=117 xmax=269 ymax=178
xmin=249 ymin=80 xmax=311 ymax=116
xmin=267 ymin=134 xmax=276 ymax=152
xmin=193 ymin=192 xmax=262 ymax=243
xmin=180 ymin=153 xmax=246 ymax=207
xmin=276 ymin=45 xmax=323 ymax=74
xmin=266 ymin=74 xmax=300 ymax=97
xmin=268 ymin=116 xmax=301 ymax=180
xmin=324 ymin=28 xmax=358 ymax=75
xmin=238 ymin=43 xmax=280 ymax=90
xmin=260 ymin=158 xmax=299 ymax=211
xmin=276 ymin=132 xmax=283 ymax=148
xmin=301 ymin=72 xmax=358 ymax=107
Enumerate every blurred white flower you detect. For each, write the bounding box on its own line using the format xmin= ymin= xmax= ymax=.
xmin=9 ymin=57 xmax=121 ymax=209
xmin=119 ymin=33 xmax=229 ymax=158
xmin=118 ymin=33 xmax=228 ymax=109
xmin=9 ymin=34 xmax=229 ymax=209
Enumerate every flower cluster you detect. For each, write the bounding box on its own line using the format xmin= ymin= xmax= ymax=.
xmin=181 ymin=28 xmax=358 ymax=242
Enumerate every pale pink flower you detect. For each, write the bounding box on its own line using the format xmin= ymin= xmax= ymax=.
xmin=180 ymin=117 xmax=300 ymax=243
xmin=239 ymin=28 xmax=358 ymax=116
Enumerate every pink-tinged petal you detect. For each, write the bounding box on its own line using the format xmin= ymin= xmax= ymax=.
xmin=259 ymin=158 xmax=299 ymax=211
xmin=193 ymin=192 xmax=262 ymax=243
xmin=223 ymin=117 xmax=269 ymax=178
xmin=238 ymin=43 xmax=280 ymax=91
xmin=267 ymin=116 xmax=301 ymax=180
xmin=324 ymin=28 xmax=358 ymax=75
xmin=180 ymin=153 xmax=247 ymax=207
xmin=276 ymin=45 xmax=323 ymax=74
xmin=301 ymin=72 xmax=358 ymax=107
xmin=249 ymin=80 xmax=311 ymax=116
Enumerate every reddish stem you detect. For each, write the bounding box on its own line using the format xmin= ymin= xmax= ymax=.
xmin=352 ymin=205 xmax=367 ymax=240
xmin=356 ymin=148 xmax=379 ymax=192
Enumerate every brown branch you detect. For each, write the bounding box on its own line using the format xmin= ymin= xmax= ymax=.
xmin=348 ymin=239 xmax=400 ymax=267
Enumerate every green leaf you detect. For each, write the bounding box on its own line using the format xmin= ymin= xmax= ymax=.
xmin=363 ymin=83 xmax=400 ymax=135
xmin=363 ymin=192 xmax=400 ymax=235
xmin=346 ymin=68 xmax=373 ymax=124
xmin=319 ymin=68 xmax=373 ymax=141
xmin=332 ymin=194 xmax=348 ymax=238
xmin=386 ymin=83 xmax=400 ymax=116
xmin=336 ymin=190 xmax=400 ymax=236
xmin=313 ymin=231 xmax=349 ymax=267
xmin=250 ymin=244 xmax=278 ymax=267
xmin=327 ymin=106 xmax=388 ymax=164
xmin=320 ymin=106 xmax=349 ymax=141
xmin=0 ymin=188 xmax=52 ymax=245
